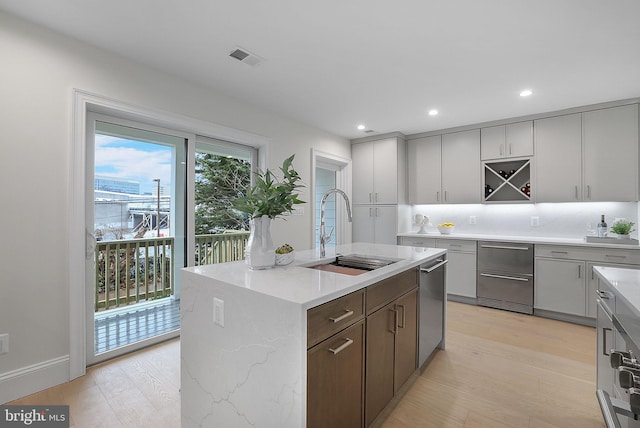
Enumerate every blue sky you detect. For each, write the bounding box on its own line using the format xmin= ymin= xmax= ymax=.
xmin=95 ymin=134 xmax=173 ymax=195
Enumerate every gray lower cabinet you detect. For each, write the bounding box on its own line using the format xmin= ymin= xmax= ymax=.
xmin=534 ymin=258 xmax=586 ymax=316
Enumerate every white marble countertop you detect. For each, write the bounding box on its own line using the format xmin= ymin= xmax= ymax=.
xmin=594 ymin=266 xmax=640 ymax=318
xmin=398 ymin=231 xmax=640 ymax=249
xmin=182 ymin=242 xmax=446 ymax=309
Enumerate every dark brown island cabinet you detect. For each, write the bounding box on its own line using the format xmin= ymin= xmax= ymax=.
xmin=307 ymin=268 xmax=419 ymax=428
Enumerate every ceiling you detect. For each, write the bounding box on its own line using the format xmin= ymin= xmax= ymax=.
xmin=1 ymin=0 xmax=640 ymax=139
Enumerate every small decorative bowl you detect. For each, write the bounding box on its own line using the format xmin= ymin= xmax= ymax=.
xmin=275 ymin=250 xmax=295 ymax=266
xmin=437 ymin=225 xmax=455 ymax=235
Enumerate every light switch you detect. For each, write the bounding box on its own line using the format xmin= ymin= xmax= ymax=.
xmin=213 ymin=298 xmax=225 ymax=327
xmin=469 ymin=216 xmax=477 ymax=225
xmin=530 ymin=216 xmax=540 ymax=227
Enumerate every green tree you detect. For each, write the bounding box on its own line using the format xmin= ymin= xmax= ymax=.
xmin=194 ymin=154 xmax=251 ymax=234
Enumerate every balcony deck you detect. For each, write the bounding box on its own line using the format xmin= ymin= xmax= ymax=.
xmin=94 ymin=232 xmax=248 ymax=355
xmin=95 ymin=298 xmax=180 ymax=354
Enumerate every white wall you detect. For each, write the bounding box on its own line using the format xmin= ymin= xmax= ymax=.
xmin=0 ymin=10 xmax=350 ymax=402
xmin=408 ymin=202 xmax=638 ymax=239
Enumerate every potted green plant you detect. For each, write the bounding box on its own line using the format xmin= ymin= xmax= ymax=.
xmin=233 ymin=155 xmax=305 ymax=269
xmin=610 ymin=219 xmax=635 ymax=239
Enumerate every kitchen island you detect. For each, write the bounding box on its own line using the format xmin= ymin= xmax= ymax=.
xmin=180 ymin=242 xmax=446 ymax=428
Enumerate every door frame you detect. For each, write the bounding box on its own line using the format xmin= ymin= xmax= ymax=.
xmin=70 ymin=89 xmax=270 ymax=378
xmin=310 ymin=148 xmax=352 ymax=248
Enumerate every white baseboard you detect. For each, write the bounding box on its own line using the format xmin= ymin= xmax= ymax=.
xmin=0 ymin=355 xmax=70 ymax=404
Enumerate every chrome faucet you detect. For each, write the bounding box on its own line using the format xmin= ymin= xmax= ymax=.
xmin=320 ymin=188 xmax=353 ymax=257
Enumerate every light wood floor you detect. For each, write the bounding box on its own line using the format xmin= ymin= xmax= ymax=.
xmin=10 ymin=302 xmax=604 ymax=428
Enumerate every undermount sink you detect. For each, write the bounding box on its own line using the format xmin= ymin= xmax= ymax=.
xmin=307 ymin=254 xmax=400 ymax=276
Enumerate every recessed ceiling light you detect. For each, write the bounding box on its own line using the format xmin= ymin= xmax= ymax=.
xmin=357 ymin=124 xmax=366 ymax=130
xmin=428 ymin=109 xmax=438 ymax=116
xmin=520 ymin=89 xmax=533 ymax=97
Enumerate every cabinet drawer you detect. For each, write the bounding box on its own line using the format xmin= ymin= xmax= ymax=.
xmin=437 ymin=239 xmax=477 ymax=253
xmin=307 ymin=290 xmax=365 ymax=349
xmin=367 ymin=268 xmax=418 ymax=314
xmin=400 ymin=237 xmax=437 ymax=247
xmin=536 ymin=244 xmax=640 ymax=265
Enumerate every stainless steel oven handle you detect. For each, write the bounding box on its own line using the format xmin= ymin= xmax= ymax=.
xmin=420 ymin=259 xmax=448 ymax=273
xmin=480 ymin=273 xmax=529 ymax=282
xmin=480 ymin=244 xmax=530 ymax=251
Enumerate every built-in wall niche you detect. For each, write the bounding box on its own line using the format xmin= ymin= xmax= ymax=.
xmin=483 ymin=158 xmax=532 ymax=203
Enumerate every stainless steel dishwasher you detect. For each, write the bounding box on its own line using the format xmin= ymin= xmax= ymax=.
xmin=477 ymin=241 xmax=534 ymax=314
xmin=418 ymin=257 xmax=448 ymax=367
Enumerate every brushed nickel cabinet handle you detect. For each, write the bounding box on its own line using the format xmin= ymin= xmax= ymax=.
xmin=436 ymin=191 xmax=440 ymax=202
xmin=329 ymin=310 xmax=354 ymax=323
xmin=397 ymin=304 xmax=406 ymax=328
xmin=587 ymin=185 xmax=591 ymax=199
xmin=329 ymin=338 xmax=353 ymax=355
xmin=578 ymin=265 xmax=582 ymax=278
xmin=480 ymin=273 xmax=529 ymax=282
xmin=575 ymin=185 xmax=579 ymax=200
xmin=605 ymin=254 xmax=627 ymax=259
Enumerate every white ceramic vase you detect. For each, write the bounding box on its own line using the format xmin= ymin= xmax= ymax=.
xmin=245 ymin=215 xmax=275 ymax=269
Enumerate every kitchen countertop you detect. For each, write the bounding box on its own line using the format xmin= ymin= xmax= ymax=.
xmin=594 ymin=266 xmax=640 ymax=318
xmin=398 ymin=231 xmax=640 ymax=250
xmin=182 ymin=242 xmax=446 ymax=310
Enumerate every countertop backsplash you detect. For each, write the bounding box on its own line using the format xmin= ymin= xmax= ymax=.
xmin=407 ymin=202 xmax=638 ymax=239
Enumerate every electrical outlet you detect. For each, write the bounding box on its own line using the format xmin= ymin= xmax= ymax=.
xmin=0 ymin=334 xmax=8 ymax=355
xmin=213 ymin=298 xmax=225 ymax=327
xmin=469 ymin=216 xmax=477 ymax=225
xmin=292 ymin=207 xmax=304 ymax=216
xmin=531 ymin=216 xmax=540 ymax=227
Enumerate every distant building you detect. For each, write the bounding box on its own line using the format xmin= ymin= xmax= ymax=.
xmin=95 ymin=175 xmax=140 ymax=195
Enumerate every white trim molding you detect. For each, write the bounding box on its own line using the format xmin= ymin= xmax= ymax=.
xmin=0 ymin=356 xmax=70 ymax=404
xmin=70 ymin=89 xmax=272 ymax=380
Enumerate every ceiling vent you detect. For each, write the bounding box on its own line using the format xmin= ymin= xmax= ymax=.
xmin=229 ymin=47 xmax=264 ymax=67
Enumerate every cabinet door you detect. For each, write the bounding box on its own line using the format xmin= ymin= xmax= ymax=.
xmin=407 ymin=136 xmax=442 ymax=204
xmin=352 ymin=205 xmax=375 ymax=244
xmin=365 ymin=301 xmax=396 ymax=427
xmin=534 ymin=258 xmax=586 ymax=316
xmin=373 ymin=138 xmax=398 ymax=204
xmin=352 ymin=142 xmax=374 ymax=205
xmin=534 ymin=113 xmax=582 ymax=202
xmin=394 ymin=290 xmax=418 ymax=393
xmin=307 ymin=320 xmax=364 ymax=428
xmin=373 ymin=205 xmax=398 ymax=245
xmin=442 ymin=130 xmax=481 ymax=203
xmin=480 ymin=125 xmax=505 ymax=160
xmin=583 ymin=104 xmax=639 ymax=202
xmin=505 ymin=121 xmax=533 ymax=158
xmin=444 ymin=251 xmax=477 ymax=298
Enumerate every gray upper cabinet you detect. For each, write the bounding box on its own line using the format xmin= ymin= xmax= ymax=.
xmin=407 ymin=135 xmax=442 ymax=204
xmin=535 ymin=104 xmax=639 ymax=203
xmin=535 ymin=113 xmax=583 ymax=202
xmin=442 ymin=129 xmax=481 ymax=204
xmin=407 ymin=131 xmax=480 ymax=204
xmin=481 ymin=121 xmax=533 ymax=160
xmin=583 ymin=104 xmax=639 ymax=202
xmin=352 ymin=138 xmax=399 ymax=205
